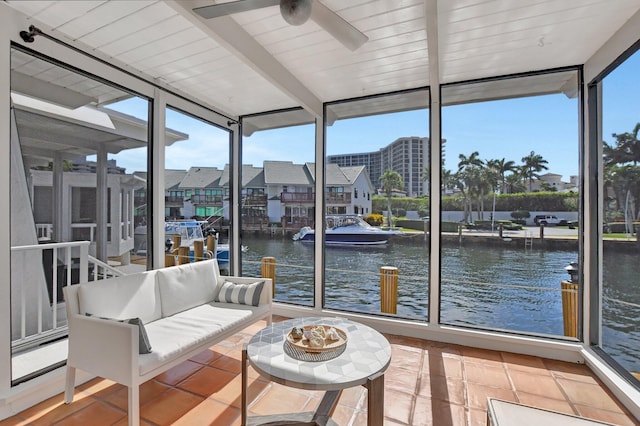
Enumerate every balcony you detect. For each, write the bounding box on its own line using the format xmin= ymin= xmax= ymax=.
xmin=3 ymin=316 xmax=636 ymax=425
xmin=280 ymin=192 xmax=314 ymax=203
xmin=326 ymin=192 xmax=352 ymax=204
xmin=165 ymin=195 xmax=184 ymax=206
xmin=280 ymin=192 xmax=352 ymax=204
xmin=190 ymin=194 xmax=223 ymax=205
xmin=243 ymin=194 xmax=268 ymax=206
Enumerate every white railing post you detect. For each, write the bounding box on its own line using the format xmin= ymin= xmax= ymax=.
xmin=79 ymin=243 xmax=89 ymax=283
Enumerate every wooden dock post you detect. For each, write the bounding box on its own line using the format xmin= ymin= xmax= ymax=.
xmin=380 ymin=266 xmax=398 ymax=314
xmin=561 ymin=280 xmax=579 ymax=338
xmin=193 ymin=240 xmax=204 ymax=261
xmin=164 ymin=253 xmax=175 ymax=267
xmin=207 ymin=235 xmax=216 ymax=258
xmin=261 ymin=257 xmax=276 ymax=296
xmin=172 ymin=235 xmax=181 ymax=252
xmin=178 ymin=246 xmax=190 ymax=265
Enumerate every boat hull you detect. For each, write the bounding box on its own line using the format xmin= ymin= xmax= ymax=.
xmin=298 ymin=230 xmax=393 ymax=246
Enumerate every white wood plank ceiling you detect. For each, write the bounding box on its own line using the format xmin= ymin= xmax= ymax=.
xmin=6 ymin=0 xmax=640 ymax=120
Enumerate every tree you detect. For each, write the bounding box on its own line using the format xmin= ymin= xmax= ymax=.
xmin=487 ymin=158 xmax=517 ymax=194
xmin=521 ymin=151 xmax=549 ymax=192
xmin=612 ymin=122 xmax=640 ymax=165
xmin=505 ymin=171 xmax=526 ymax=194
xmin=379 ymin=169 xmax=403 ymax=226
xmin=603 ymin=123 xmax=640 ymax=220
xmin=457 ymin=152 xmax=484 ymax=221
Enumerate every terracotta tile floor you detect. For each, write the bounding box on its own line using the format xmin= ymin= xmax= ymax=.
xmin=2 ymin=318 xmax=638 ymax=426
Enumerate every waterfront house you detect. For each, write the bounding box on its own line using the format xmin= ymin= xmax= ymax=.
xmin=263 ymin=161 xmax=374 ymax=229
xmin=226 ymin=164 xmax=268 ymax=228
xmin=2 ymin=1 xmax=640 ymax=425
xmin=532 ymin=172 xmax=578 ymax=193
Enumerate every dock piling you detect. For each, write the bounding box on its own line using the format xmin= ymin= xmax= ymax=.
xmin=261 ymin=257 xmax=276 ymax=297
xmin=380 ymin=266 xmax=398 ymax=314
xmin=561 ymin=280 xmax=579 ymax=337
xmin=178 ymin=246 xmax=190 ymax=265
xmin=193 ymin=240 xmax=204 ymax=261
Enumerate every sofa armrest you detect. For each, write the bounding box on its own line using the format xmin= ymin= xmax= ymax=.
xmin=67 ymin=314 xmax=139 ymax=386
xmin=222 ymin=276 xmax=272 ymax=306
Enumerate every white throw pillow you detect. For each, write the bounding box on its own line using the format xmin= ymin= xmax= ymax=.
xmin=157 ymin=261 xmax=218 ymax=316
xmin=214 ymin=280 xmax=264 ymax=306
xmin=77 ymin=271 xmax=161 ymax=324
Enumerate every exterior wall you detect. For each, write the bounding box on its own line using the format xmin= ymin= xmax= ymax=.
xmin=350 ymin=172 xmax=373 ymax=215
xmin=440 ymin=210 xmax=580 ymax=225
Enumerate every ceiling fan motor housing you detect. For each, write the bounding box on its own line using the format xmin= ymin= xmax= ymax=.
xmin=280 ymin=0 xmax=312 ymax=26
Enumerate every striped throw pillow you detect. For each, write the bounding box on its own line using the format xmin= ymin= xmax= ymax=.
xmin=215 ymin=280 xmax=264 ymax=306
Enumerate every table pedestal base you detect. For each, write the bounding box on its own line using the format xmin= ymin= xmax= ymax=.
xmin=245 ymin=389 xmax=341 ymax=426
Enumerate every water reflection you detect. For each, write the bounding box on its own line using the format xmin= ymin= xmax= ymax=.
xmin=241 ymin=236 xmax=639 ymax=372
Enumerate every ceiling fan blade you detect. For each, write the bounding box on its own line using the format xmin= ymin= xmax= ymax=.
xmin=310 ymin=1 xmax=368 ymax=51
xmin=193 ymin=0 xmax=279 ymax=19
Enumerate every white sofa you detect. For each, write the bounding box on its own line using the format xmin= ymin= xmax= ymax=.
xmin=62 ymin=259 xmax=272 ymax=426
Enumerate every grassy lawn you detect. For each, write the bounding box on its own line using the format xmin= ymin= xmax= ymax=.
xmin=603 ymin=233 xmax=638 ymax=240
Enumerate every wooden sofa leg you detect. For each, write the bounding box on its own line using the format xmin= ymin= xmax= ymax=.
xmin=64 ymin=366 xmax=76 ymax=404
xmin=128 ymin=386 xmax=140 ymax=426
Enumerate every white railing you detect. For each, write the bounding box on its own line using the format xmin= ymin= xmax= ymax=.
xmin=36 ymin=222 xmax=118 ymax=243
xmin=10 ymin=241 xmax=126 ymax=352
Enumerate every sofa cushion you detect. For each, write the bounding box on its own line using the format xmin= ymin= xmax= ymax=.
xmin=139 ymin=302 xmax=269 ymax=375
xmin=86 ymin=314 xmax=152 ymax=354
xmin=77 ymin=271 xmax=162 ymax=325
xmin=156 ymin=261 xmax=219 ymax=317
xmin=215 ymin=280 xmax=264 ymax=306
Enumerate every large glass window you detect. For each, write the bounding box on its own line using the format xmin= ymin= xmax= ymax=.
xmin=162 ymin=107 xmax=230 ymax=273
xmin=240 ymin=110 xmax=316 ymax=306
xmin=600 ymin=49 xmax=640 ymax=382
xmin=10 ymin=47 xmax=149 ymax=383
xmin=324 ymin=90 xmax=430 ymax=319
xmin=440 ymin=71 xmax=580 ymax=337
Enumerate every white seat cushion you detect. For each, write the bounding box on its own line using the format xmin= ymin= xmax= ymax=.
xmin=139 ymin=302 xmax=268 ymax=375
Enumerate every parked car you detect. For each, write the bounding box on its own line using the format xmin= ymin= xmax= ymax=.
xmin=533 ymin=215 xmax=569 ymax=226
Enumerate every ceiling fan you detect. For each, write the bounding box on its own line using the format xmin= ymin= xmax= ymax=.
xmin=193 ymin=0 xmax=368 ymax=51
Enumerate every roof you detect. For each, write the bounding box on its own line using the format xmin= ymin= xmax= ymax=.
xmin=165 ymin=170 xmax=188 ymax=191
xmin=219 ymin=164 xmax=265 ymax=187
xmin=6 ymin=1 xmax=640 ymax=132
xmin=179 ymin=167 xmax=223 ymax=189
xmin=263 ymin=161 xmax=313 ymax=185
xmin=11 ymin=92 xmax=189 ymax=164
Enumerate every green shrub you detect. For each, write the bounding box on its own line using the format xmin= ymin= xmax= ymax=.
xmin=511 ymin=210 xmax=530 ymax=219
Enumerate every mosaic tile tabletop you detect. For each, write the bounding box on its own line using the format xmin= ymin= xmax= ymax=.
xmin=246 ymin=317 xmax=392 ymax=391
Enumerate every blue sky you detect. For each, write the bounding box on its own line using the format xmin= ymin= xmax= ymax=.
xmin=112 ymin=50 xmax=640 ymax=182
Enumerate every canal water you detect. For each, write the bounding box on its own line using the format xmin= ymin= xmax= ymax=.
xmin=241 ymin=235 xmax=640 ymax=373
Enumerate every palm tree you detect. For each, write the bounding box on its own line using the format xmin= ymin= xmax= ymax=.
xmin=521 ymin=151 xmax=549 ymax=192
xmin=379 ymin=169 xmax=403 ymax=226
xmin=505 ymin=170 xmax=527 ymax=194
xmin=457 ymin=152 xmax=484 ymax=221
xmin=487 ymin=158 xmax=517 ymax=194
xmin=603 ymin=123 xmax=640 ymax=219
xmin=458 ymin=151 xmax=483 ymax=170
